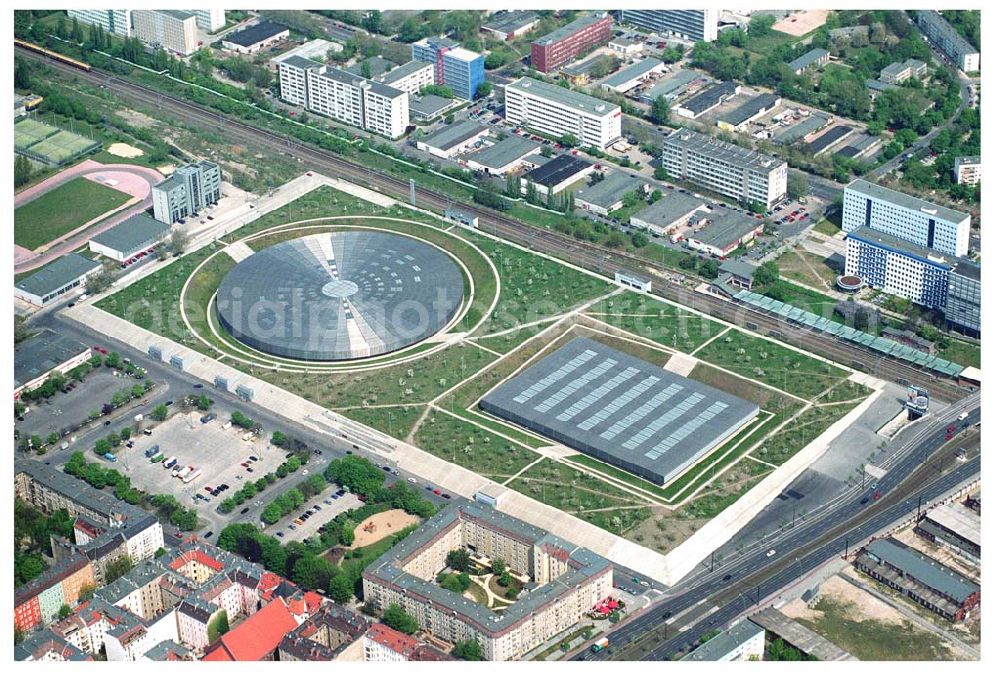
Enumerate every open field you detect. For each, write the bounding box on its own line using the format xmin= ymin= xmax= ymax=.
xmin=413 ymin=410 xmax=539 ymax=482
xmin=15 ymin=176 xmax=131 ymax=250
xmin=339 ymin=405 xmax=426 ymax=441
xmin=775 ymin=248 xmax=840 ymax=292
xmin=585 ymin=292 xmax=726 ymax=353
xmin=794 ymin=592 xmax=955 ymax=660
xmin=508 ymin=459 xmax=652 ymax=535
xmin=812 ymin=218 xmax=841 ymax=237
xmin=696 ymin=329 xmax=849 ymax=400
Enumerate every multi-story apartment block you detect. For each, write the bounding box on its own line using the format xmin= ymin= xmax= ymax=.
xmin=915 ymin=11 xmax=980 ymax=73
xmin=662 ymin=128 xmax=787 ymax=209
xmin=842 ymin=179 xmax=970 ymax=257
xmin=132 ymin=10 xmax=199 ymax=56
xmin=362 ymin=624 xmax=454 ymax=661
xmin=190 ymin=9 xmax=225 ymax=32
xmin=530 ymin=13 xmax=613 ymax=73
xmin=617 ymin=9 xmax=719 ymax=42
xmin=846 ymin=227 xmax=954 ymax=310
xmin=377 ymin=60 xmax=434 ymax=96
xmin=151 ymin=161 xmax=221 ymax=224
xmin=953 ymin=156 xmax=981 ymax=185
xmin=67 ymin=9 xmax=133 ymax=37
xmin=411 ymin=37 xmax=485 ymax=100
xmin=278 ymin=603 xmax=369 ymax=661
xmin=362 ymin=503 xmax=613 ymax=661
xmin=504 ymin=76 xmax=621 ymax=148
xmin=15 ymin=555 xmax=96 ymax=632
xmin=879 ymin=58 xmax=928 ymax=84
xmin=945 ymin=259 xmax=981 ymax=335
xmin=278 ymin=57 xmax=409 ymax=139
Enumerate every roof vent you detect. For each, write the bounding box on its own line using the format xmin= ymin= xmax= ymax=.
xmin=596 ymin=104 xmax=605 ymax=112
xmin=920 ymin=207 xmax=939 ymax=215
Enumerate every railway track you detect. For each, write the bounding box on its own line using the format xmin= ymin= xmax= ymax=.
xmin=23 ymin=47 xmax=971 ymax=402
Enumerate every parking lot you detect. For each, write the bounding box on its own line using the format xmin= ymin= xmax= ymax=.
xmin=119 ymin=410 xmax=292 ymax=516
xmin=269 ymin=485 xmax=362 ymax=544
xmin=16 ymin=368 xmax=155 ymax=440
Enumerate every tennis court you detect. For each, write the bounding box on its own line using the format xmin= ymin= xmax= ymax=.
xmin=14 ymin=118 xmax=101 ymax=166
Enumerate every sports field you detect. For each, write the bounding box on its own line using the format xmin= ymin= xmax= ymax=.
xmin=14 ymin=177 xmax=131 ymax=250
xmin=15 ymin=118 xmax=100 ymax=166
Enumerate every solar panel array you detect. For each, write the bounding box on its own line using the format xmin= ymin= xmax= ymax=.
xmin=481 ymin=338 xmax=760 ymax=486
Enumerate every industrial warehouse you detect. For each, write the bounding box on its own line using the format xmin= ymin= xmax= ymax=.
xmin=480 ymin=338 xmax=759 ymax=486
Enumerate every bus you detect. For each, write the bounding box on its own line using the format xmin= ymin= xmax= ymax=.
xmin=182 ymin=469 xmax=203 ymax=484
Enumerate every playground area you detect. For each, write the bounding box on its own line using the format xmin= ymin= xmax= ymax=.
xmin=349 ymin=509 xmax=422 ymax=548
xmin=771 ymin=9 xmax=830 ymax=36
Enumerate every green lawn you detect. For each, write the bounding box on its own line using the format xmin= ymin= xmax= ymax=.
xmin=340 ymin=405 xmax=427 ymax=441
xmin=751 ymin=401 xmax=858 ymax=466
xmin=812 ymin=218 xmax=840 ymax=237
xmin=15 ymin=177 xmax=131 ymax=250
xmin=413 ymin=410 xmax=539 ymax=481
xmin=508 ymin=459 xmax=651 ymax=534
xmin=938 ymin=338 xmax=980 ymax=368
xmin=697 ymin=329 xmax=849 ymax=400
xmin=586 ymin=292 xmax=726 ymax=353
xmin=775 ymin=249 xmax=840 ymax=292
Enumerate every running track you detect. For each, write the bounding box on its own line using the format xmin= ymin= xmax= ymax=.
xmin=14 ymin=159 xmax=165 ymax=273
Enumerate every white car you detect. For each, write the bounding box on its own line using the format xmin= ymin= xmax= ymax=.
xmin=407 ymin=477 xmax=417 ymax=484
xmin=766 ymin=549 xmax=777 ymax=558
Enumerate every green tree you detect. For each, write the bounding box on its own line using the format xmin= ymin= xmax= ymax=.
xmin=787 ymin=171 xmax=808 ymax=201
xmin=558 ymin=133 xmax=578 ymax=147
xmin=58 ymin=604 xmax=72 ymax=620
xmin=329 ymin=572 xmax=354 ymax=603
xmin=151 ymin=403 xmax=169 ymax=421
xmin=453 ymin=639 xmax=484 ymax=660
xmin=476 ymin=81 xmax=493 ymax=99
xmin=78 ymin=583 xmax=96 ymax=601
xmin=383 ymin=604 xmax=419 ymax=635
xmin=14 ymin=155 xmax=32 ymax=188
xmin=104 ymin=556 xmax=134 ymax=584
xmin=753 ymin=260 xmax=780 ymax=288
xmin=207 ymin=610 xmax=230 ymax=643
xmin=14 ymin=56 xmax=31 ymax=89
xmin=650 ymin=95 xmax=671 ymax=125
xmin=490 ymin=558 xmax=506 ymax=575
xmin=446 ymin=548 xmax=472 ymax=572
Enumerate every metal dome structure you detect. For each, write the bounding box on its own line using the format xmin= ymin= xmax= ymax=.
xmin=216 ymin=231 xmax=465 ymax=361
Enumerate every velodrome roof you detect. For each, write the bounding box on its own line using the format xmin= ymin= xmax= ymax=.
xmin=480 ymin=338 xmax=759 ymax=485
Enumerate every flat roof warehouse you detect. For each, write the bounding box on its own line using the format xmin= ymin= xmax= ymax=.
xmin=480 ymin=338 xmax=759 ymax=486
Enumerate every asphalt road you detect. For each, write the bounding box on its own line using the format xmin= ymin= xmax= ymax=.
xmin=574 ymin=399 xmax=979 ymax=660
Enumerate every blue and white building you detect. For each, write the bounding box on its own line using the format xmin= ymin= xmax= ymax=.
xmin=411 ymin=37 xmax=485 ymax=100
xmin=845 ymin=227 xmax=954 ymax=310
xmin=842 ymin=179 xmax=970 ymax=257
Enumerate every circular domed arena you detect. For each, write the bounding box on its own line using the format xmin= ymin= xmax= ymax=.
xmin=215 ymin=231 xmax=465 ymax=361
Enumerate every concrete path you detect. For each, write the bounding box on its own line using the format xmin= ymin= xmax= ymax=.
xmin=223 ymin=241 xmax=255 ymax=262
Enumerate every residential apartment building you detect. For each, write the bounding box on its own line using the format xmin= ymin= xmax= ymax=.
xmin=362 ymin=503 xmax=613 ymax=661
xmin=618 ymin=9 xmax=719 ymax=42
xmin=15 ymin=555 xmax=96 ymax=632
xmin=132 ymin=10 xmax=199 ymax=56
xmin=278 ymin=603 xmax=369 ymax=661
xmin=151 ymin=161 xmax=221 ymax=224
xmin=67 ymin=9 xmax=133 ymax=37
xmin=411 ymin=37 xmax=485 ymax=100
xmin=855 ymin=538 xmax=980 ymax=622
xmin=190 ymin=9 xmax=225 ymax=32
xmin=278 ymin=57 xmax=409 ymax=139
xmin=915 ymin=11 xmax=980 ymax=72
xmin=377 ymin=60 xmax=434 ymax=96
xmin=953 ymin=155 xmax=981 ymax=185
xmin=845 ymin=227 xmax=953 ymax=310
xmin=879 ymin=59 xmax=928 ymax=84
xmin=945 ymin=259 xmax=981 ymax=335
xmin=362 ymin=624 xmax=455 ymax=661
xmin=504 ymin=76 xmax=621 ymax=148
xmin=786 ymin=48 xmax=830 ymax=75
xmin=662 ymin=128 xmax=787 ymax=209
xmin=842 ymin=179 xmax=971 ymax=257
xmin=530 ymin=13 xmax=613 ymax=73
